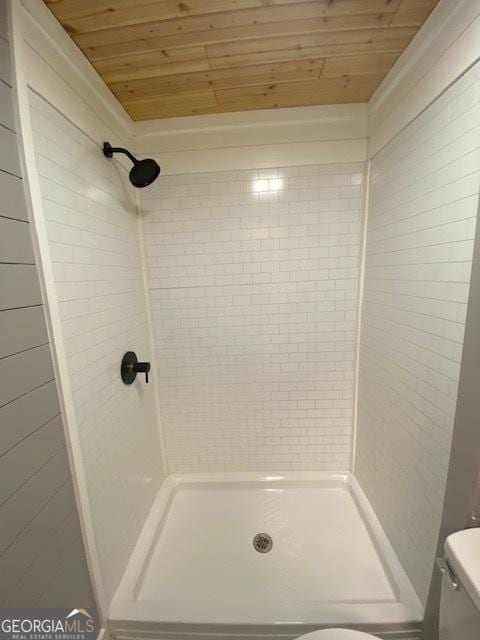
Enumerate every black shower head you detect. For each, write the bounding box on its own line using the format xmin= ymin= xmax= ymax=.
xmin=103 ymin=142 xmax=160 ymax=188
xmin=129 ymin=158 xmax=161 ymax=188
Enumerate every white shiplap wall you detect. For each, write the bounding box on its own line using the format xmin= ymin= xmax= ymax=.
xmin=0 ymin=5 xmax=95 ymax=610
xmin=29 ymin=92 xmax=165 ymax=604
xmin=356 ymin=61 xmax=480 ymax=604
xmin=141 ymin=163 xmax=364 ymax=472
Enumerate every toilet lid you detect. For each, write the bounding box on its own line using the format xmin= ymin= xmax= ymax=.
xmin=297 ymin=630 xmax=377 ymax=640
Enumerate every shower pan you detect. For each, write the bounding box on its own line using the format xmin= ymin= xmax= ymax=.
xmin=109 ymin=474 xmax=422 ymax=640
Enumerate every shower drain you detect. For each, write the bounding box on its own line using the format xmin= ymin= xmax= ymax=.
xmin=253 ymin=532 xmax=273 ymax=553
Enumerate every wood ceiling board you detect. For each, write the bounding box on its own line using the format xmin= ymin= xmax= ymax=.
xmin=110 ymin=59 xmax=326 ymax=102
xmin=46 ymin=0 xmax=320 ymax=25
xmin=125 ymin=74 xmax=384 ymax=119
xmin=43 ymin=0 xmax=440 ymax=120
xmin=205 ymin=27 xmax=418 ymax=58
xmin=93 ymin=47 xmax=210 ymax=83
xmin=78 ymin=14 xmax=400 ymax=61
xmin=322 ymin=52 xmax=400 ymax=78
xmin=208 ymin=37 xmax=414 ymax=69
xmin=391 ymin=0 xmax=441 ymax=26
xmin=48 ymin=0 xmax=402 ymax=32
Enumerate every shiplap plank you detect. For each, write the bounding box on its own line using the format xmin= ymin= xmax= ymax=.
xmin=111 ymin=59 xmax=325 ymax=101
xmin=207 ymin=27 xmax=417 ymax=59
xmin=50 ymin=0 xmax=291 ymax=30
xmin=0 ymin=80 xmax=15 ymax=131
xmin=322 ymin=52 xmax=399 ymax=78
xmin=0 ymin=2 xmax=7 ymax=41
xmin=391 ymin=0 xmax=439 ymax=26
xmin=0 ymin=379 xmax=60 ymax=457
xmin=0 ymin=448 xmax=69 ymax=556
xmin=81 ymin=14 xmax=398 ymax=60
xmin=0 ymin=306 xmax=48 ymax=361
xmin=102 ymin=57 xmax=210 ymax=84
xmin=74 ymin=2 xmax=402 ymax=48
xmin=95 ymin=46 xmax=209 ymax=83
xmin=0 ymin=218 xmax=35 ymax=265
xmin=0 ymin=344 xmax=55 ymax=408
xmin=4 ymin=509 xmax=87 ymax=607
xmin=208 ymin=37 xmax=412 ymax=69
xmin=125 ymin=91 xmax=218 ymax=120
xmin=0 ymin=265 xmax=43 ymax=311
xmin=46 ymin=0 xmax=286 ymax=23
xmin=0 ymin=128 xmax=21 ymax=177
xmin=0 ymin=414 xmax=64 ymax=507
xmin=0 ymin=480 xmax=75 ymax=603
xmin=128 ymin=73 xmax=384 ymax=119
xmin=34 ymin=540 xmax=96 ymax=607
xmin=214 ymin=74 xmax=384 ymax=107
xmin=0 ymin=37 xmax=11 ymax=86
xmin=0 ymin=172 xmax=28 ymax=222
xmin=47 ymin=0 xmax=401 ymax=25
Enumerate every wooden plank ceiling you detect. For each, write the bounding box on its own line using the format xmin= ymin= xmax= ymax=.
xmin=43 ymin=0 xmax=440 ymax=121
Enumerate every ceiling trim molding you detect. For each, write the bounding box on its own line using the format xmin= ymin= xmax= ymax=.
xmin=368 ymin=0 xmax=480 ymax=157
xmin=133 ymin=103 xmax=366 ymax=138
xmin=142 ymin=138 xmax=367 ymax=176
xmin=133 ymin=103 xmax=367 ymax=175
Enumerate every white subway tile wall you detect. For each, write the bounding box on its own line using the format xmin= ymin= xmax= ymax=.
xmin=141 ymin=163 xmax=364 ymax=472
xmin=356 ymin=62 xmax=480 ymax=604
xmin=29 ymin=93 xmax=165 ymax=603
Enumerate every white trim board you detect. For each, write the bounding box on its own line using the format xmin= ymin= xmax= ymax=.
xmin=134 ymin=103 xmax=367 ymax=174
xmin=368 ymin=0 xmax=480 ymax=157
xmin=142 ymin=138 xmax=367 ymax=175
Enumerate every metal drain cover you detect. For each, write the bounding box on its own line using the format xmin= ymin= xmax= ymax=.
xmin=253 ymin=532 xmax=273 ymax=553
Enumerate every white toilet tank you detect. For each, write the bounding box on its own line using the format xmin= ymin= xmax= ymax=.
xmin=439 ymin=529 xmax=480 ymax=640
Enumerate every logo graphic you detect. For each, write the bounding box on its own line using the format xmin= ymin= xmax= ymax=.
xmin=0 ymin=608 xmax=97 ymax=640
xmin=66 ymin=610 xmax=92 ymax=619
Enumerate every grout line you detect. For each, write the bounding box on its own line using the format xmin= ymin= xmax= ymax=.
xmin=135 ymin=190 xmax=170 ymax=477
xmin=351 ymin=160 xmax=370 ymax=475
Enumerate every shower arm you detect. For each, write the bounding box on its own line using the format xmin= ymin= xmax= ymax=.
xmin=103 ymin=142 xmax=138 ymax=165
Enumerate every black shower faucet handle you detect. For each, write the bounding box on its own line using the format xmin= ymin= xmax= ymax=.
xmin=121 ymin=351 xmax=151 ymax=384
xmin=134 ymin=360 xmax=151 ymax=383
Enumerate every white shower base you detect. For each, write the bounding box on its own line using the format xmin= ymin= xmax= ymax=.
xmin=109 ymin=473 xmax=422 ymax=640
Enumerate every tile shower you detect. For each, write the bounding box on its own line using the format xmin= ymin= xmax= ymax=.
xmin=6 ymin=1 xmax=480 ymax=638
xmin=141 ymin=164 xmax=363 ymax=472
xmin=25 ymin=63 xmax=480 ymax=639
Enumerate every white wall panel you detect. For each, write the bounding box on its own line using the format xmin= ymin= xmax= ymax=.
xmin=30 ymin=91 xmax=166 ymax=605
xmin=356 ymin=60 xmax=480 ymax=605
xmin=141 ymin=162 xmax=364 ymax=472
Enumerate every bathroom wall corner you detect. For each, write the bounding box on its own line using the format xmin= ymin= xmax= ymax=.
xmin=135 ymin=191 xmax=169 ymax=477
xmin=350 ymin=160 xmax=371 ymax=475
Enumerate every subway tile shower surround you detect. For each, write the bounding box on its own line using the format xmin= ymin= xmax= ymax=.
xmin=141 ymin=164 xmax=364 ymax=472
xmin=29 ymin=92 xmax=165 ymax=604
xmin=356 ymin=61 xmax=480 ymax=605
